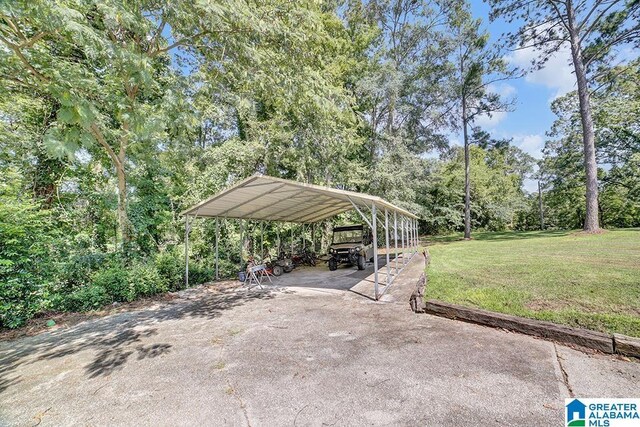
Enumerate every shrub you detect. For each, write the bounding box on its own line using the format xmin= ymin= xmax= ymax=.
xmin=91 ymin=263 xmax=131 ymax=302
xmin=188 ymin=261 xmax=215 ymax=286
xmin=128 ymin=262 xmax=168 ymax=298
xmin=0 ymin=172 xmax=60 ymax=328
xmin=155 ymin=249 xmax=183 ymax=291
xmin=65 ymin=284 xmax=110 ymax=311
xmin=89 ymin=259 xmax=169 ymax=303
xmin=60 ymin=252 xmax=107 ymax=290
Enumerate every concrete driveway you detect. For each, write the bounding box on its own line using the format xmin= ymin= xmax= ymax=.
xmin=1 ymin=257 xmax=638 ymax=426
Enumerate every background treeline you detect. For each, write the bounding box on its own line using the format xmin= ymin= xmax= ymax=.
xmin=1 ymin=0 xmax=638 ymax=328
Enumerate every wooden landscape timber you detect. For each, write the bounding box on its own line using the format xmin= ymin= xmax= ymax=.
xmin=419 ymin=299 xmax=640 ymax=358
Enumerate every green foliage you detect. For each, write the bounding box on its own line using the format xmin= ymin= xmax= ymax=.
xmin=154 ymin=249 xmax=184 ymax=292
xmin=65 ymin=284 xmax=110 ymax=312
xmin=127 ymin=263 xmax=168 ymax=300
xmin=90 ymin=262 xmax=130 ymax=302
xmin=539 ymin=62 xmax=640 ymax=229
xmin=0 ymin=0 xmax=637 ymax=330
xmin=90 ymin=259 xmax=168 ymax=303
xmin=61 ymin=253 xmax=108 ymax=289
xmin=0 ymin=170 xmax=61 ymax=328
xmin=420 ymin=144 xmax=532 ymax=234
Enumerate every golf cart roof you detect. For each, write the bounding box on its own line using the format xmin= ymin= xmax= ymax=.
xmin=333 ymin=224 xmax=366 ymax=231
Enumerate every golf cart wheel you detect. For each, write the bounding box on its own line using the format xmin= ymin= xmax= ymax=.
xmin=272 ymin=265 xmax=283 ymax=276
xmin=283 ymin=266 xmax=293 ymax=273
xmin=357 ymin=255 xmax=366 ymax=270
xmin=328 ymin=258 xmax=338 ymax=271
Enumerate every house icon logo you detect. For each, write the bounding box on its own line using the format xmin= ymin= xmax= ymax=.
xmin=566 ymin=399 xmax=587 ymax=427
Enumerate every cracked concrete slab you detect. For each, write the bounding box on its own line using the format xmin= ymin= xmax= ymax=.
xmin=555 ymin=345 xmax=640 ymax=398
xmin=1 ymin=258 xmax=638 ymax=426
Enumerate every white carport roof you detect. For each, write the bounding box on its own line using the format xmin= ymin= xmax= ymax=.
xmin=181 ymin=174 xmax=417 ymax=223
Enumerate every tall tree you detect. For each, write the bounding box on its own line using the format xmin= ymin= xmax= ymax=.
xmin=447 ymin=2 xmax=515 ymax=239
xmin=420 ymin=140 xmax=533 ymax=234
xmin=539 ymin=61 xmax=640 ymax=229
xmin=488 ymin=0 xmax=640 ymax=232
xmin=0 ymin=1 xmax=199 ymax=246
xmin=0 ymin=0 xmax=337 ymax=246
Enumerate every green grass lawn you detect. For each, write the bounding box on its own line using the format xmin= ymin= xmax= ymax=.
xmin=425 ymin=229 xmax=640 ymax=337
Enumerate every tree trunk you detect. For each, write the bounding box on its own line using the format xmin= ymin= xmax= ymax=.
xmin=89 ymin=123 xmax=131 ymax=247
xmin=115 ymin=160 xmax=130 ymax=245
xmin=538 ymin=180 xmax=544 ymax=230
xmin=567 ymin=5 xmax=600 ymax=232
xmin=462 ymin=95 xmax=471 ymax=240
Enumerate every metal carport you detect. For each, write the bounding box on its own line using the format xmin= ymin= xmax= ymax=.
xmin=181 ymin=174 xmax=419 ymax=300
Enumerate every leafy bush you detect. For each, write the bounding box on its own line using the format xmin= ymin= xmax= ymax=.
xmin=218 ymin=259 xmax=240 ymax=280
xmin=65 ymin=284 xmax=110 ymax=311
xmin=155 ymin=249 xmax=183 ymax=291
xmin=91 ymin=263 xmax=130 ymax=302
xmin=129 ymin=262 xmax=168 ymax=298
xmin=188 ymin=262 xmax=215 ymax=287
xmin=60 ymin=252 xmax=107 ymax=289
xmin=89 ymin=259 xmax=168 ymax=303
xmin=0 ymin=171 xmax=60 ymax=328
xmin=155 ymin=247 xmax=240 ymax=290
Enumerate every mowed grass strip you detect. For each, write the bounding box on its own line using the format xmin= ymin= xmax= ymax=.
xmin=425 ymin=229 xmax=640 ymax=337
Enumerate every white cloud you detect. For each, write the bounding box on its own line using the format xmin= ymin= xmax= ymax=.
xmin=512 ymin=134 xmax=545 ymax=158
xmin=508 ymin=44 xmax=575 ymax=100
xmin=488 ymin=82 xmax=517 ymax=98
xmin=523 ymin=178 xmax=539 ymax=193
xmin=473 ymin=111 xmax=508 ymax=128
xmin=448 ymin=134 xmax=462 ymax=147
xmin=472 ymin=83 xmax=516 ymax=129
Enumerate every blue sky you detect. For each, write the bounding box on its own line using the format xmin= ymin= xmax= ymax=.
xmin=466 ymin=1 xmax=577 ymax=191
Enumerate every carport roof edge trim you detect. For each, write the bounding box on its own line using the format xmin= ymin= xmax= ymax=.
xmin=180 ymin=174 xmax=418 ymax=222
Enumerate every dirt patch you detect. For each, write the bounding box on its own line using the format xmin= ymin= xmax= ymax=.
xmin=525 ymin=300 xmax=575 ymax=312
xmin=570 ymin=229 xmax=609 ymax=237
xmin=0 ymin=280 xmax=241 ymax=341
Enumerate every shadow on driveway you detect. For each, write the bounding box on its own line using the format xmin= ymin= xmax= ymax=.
xmin=0 ymin=287 xmax=275 ymax=392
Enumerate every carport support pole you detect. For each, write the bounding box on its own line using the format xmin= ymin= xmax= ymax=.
xmin=408 ymin=217 xmax=412 ymax=257
xmin=405 ymin=217 xmax=410 ymax=261
xmin=412 ymin=219 xmax=416 ymax=253
xmin=408 ymin=218 xmax=412 ymax=254
xmin=260 ymin=221 xmax=264 ymax=258
xmin=407 ymin=218 xmax=413 ymax=252
xmin=408 ymin=218 xmax=414 ymax=255
xmin=394 ymin=211 xmax=398 ymax=274
xmin=185 ymin=214 xmax=189 ymax=288
xmin=372 ymin=203 xmax=379 ymax=300
xmin=413 ymin=219 xmax=417 ymax=252
xmin=215 ymin=217 xmax=219 ymax=280
xmin=401 ymin=216 xmax=405 ymax=265
xmin=239 ymin=219 xmax=243 ymax=270
xmin=405 ymin=217 xmax=409 ymax=262
xmin=414 ymin=219 xmax=417 ymax=252
xmin=385 ymin=209 xmax=390 ymax=285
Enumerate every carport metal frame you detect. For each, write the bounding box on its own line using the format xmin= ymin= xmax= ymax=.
xmin=181 ymin=174 xmax=419 ymax=300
